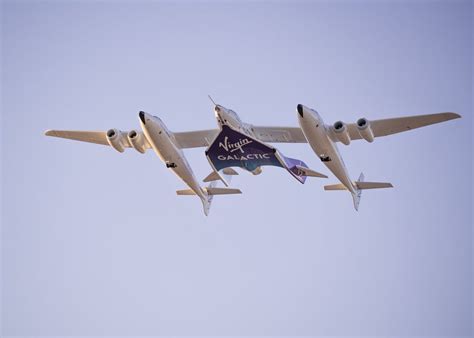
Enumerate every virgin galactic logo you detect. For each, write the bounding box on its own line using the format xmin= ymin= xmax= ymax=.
xmin=218 ymin=136 xmax=252 ymax=153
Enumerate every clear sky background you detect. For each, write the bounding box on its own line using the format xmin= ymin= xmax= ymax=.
xmin=1 ymin=0 xmax=472 ymax=337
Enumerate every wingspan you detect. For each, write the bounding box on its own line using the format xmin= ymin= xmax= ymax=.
xmin=251 ymin=126 xmax=307 ymax=143
xmin=45 ymin=130 xmax=132 ymax=147
xmin=330 ymin=112 xmax=461 ymax=142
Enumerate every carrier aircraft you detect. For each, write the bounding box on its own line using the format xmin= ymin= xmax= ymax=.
xmin=45 ymin=100 xmax=460 ymax=212
xmin=295 ymin=104 xmax=460 ymax=209
xmin=45 ymin=111 xmax=242 ymax=215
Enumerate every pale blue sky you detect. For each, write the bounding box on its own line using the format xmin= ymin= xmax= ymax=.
xmin=1 ymin=0 xmax=472 ymax=336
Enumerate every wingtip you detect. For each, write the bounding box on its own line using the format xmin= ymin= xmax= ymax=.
xmin=444 ymin=112 xmax=461 ymax=119
xmin=451 ymin=112 xmax=462 ymax=119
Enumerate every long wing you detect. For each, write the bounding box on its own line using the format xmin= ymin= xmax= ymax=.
xmin=330 ymin=112 xmax=461 ymax=142
xmin=45 ymin=130 xmax=134 ymax=147
xmin=251 ymin=126 xmax=307 ymax=143
xmin=45 ymin=128 xmax=222 ymax=150
xmin=173 ymin=129 xmax=220 ymax=149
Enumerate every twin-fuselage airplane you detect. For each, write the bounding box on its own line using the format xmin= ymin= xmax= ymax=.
xmin=45 ymin=101 xmax=460 ymax=214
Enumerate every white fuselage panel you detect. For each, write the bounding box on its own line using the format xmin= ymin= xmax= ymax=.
xmin=297 ymin=106 xmax=356 ymax=193
xmin=140 ymin=112 xmax=205 ymax=200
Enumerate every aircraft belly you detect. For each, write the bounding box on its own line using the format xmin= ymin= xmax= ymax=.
xmin=146 ymin=128 xmax=203 ymax=197
xmin=302 ymin=125 xmax=355 ymax=192
xmin=171 ymin=160 xmax=200 ymax=193
xmin=147 ymin=131 xmax=179 ymax=162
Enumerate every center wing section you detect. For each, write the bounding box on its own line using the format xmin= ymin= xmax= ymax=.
xmin=173 ymin=129 xmax=220 ymax=149
xmin=174 ymin=126 xmax=306 ymax=148
xmin=251 ymin=126 xmax=307 ymax=143
xmin=205 ymin=125 xmax=326 ymax=184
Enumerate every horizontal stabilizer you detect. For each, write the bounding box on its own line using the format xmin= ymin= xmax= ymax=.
xmin=323 ymin=183 xmax=347 ymax=191
xmin=176 ymin=189 xmax=197 ymax=195
xmin=324 ymin=181 xmax=393 ymax=191
xmin=206 ymin=187 xmax=242 ymax=195
xmin=295 ymin=165 xmax=328 ymax=178
xmin=355 ymin=182 xmax=393 ymax=190
xmin=177 ymin=187 xmax=242 ymax=196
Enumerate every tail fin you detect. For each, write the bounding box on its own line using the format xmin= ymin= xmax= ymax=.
xmin=324 ymin=172 xmax=393 ymax=211
xmin=351 ymin=173 xmax=364 ymax=211
xmin=201 ymin=170 xmax=240 ymax=215
xmin=276 ymin=153 xmax=327 ymax=184
xmin=201 ymin=196 xmax=211 ymax=216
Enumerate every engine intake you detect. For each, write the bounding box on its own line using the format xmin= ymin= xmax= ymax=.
xmin=332 ymin=121 xmax=351 ymax=145
xmin=356 ymin=118 xmax=374 ymax=142
xmin=128 ymin=130 xmax=148 ymax=153
xmin=106 ymin=128 xmax=127 ymax=152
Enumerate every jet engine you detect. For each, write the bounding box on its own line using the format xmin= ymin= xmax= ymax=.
xmin=332 ymin=121 xmax=351 ymax=145
xmin=127 ymin=130 xmax=148 ymax=153
xmin=106 ymin=128 xmax=127 ymax=153
xmin=356 ymin=118 xmax=374 ymax=143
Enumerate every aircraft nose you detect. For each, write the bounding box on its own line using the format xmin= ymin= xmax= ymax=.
xmin=214 ymin=106 xmax=222 ymax=119
xmin=139 ymin=111 xmax=146 ymax=124
xmin=297 ymin=104 xmax=304 ymax=117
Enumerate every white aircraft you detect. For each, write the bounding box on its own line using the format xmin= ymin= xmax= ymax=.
xmin=45 ymin=111 xmax=243 ymax=215
xmin=45 ymin=101 xmax=460 ymax=213
xmin=295 ymin=104 xmax=461 ymax=210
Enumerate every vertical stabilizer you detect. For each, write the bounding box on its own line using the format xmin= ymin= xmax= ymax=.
xmin=201 ymin=170 xmax=236 ymax=216
xmin=351 ymin=172 xmax=364 ymax=211
xmin=201 ymin=196 xmax=212 ymax=216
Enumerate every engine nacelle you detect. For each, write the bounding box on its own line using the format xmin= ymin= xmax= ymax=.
xmin=332 ymin=121 xmax=351 ymax=145
xmin=106 ymin=128 xmax=127 ymax=153
xmin=356 ymin=118 xmax=374 ymax=143
xmin=127 ymin=130 xmax=147 ymax=154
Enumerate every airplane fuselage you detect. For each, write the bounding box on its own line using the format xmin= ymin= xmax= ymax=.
xmin=296 ymin=104 xmax=356 ymax=194
xmin=139 ymin=111 xmax=206 ymax=202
